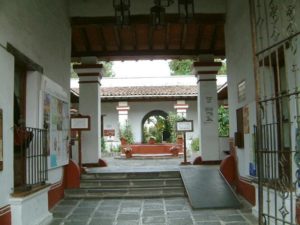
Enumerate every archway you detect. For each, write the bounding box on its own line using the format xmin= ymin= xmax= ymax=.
xmin=141 ymin=110 xmax=170 ymax=143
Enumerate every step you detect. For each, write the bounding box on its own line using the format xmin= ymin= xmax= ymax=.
xmin=81 ymin=171 xmax=181 ymax=180
xmin=65 ymin=186 xmax=186 ymax=199
xmin=80 ymin=178 xmax=184 ymax=188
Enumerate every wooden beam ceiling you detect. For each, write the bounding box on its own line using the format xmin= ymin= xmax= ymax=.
xmin=71 ymin=14 xmax=225 ymax=60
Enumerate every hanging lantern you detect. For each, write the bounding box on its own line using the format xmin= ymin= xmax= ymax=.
xmin=178 ymin=0 xmax=194 ymax=21
xmin=113 ymin=0 xmax=130 ymax=26
xmin=151 ymin=1 xmax=166 ymax=27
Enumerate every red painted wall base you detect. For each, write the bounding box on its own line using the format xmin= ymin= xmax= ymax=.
xmin=219 ymin=155 xmax=237 ymax=185
xmin=236 ymin=178 xmax=256 ymax=206
xmin=48 ymin=160 xmax=81 ymax=209
xmin=0 ymin=205 xmax=11 ymax=225
xmin=48 ymin=181 xmax=65 ymax=210
xmin=219 ymin=155 xmax=255 ymax=206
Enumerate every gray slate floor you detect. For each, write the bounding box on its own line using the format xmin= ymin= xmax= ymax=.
xmin=49 ymin=197 xmax=258 ymax=225
xmin=49 ymin=156 xmax=258 ymax=224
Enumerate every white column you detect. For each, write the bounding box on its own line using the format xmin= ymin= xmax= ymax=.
xmin=174 ymin=100 xmax=189 ymax=118
xmin=74 ymin=64 xmax=103 ymax=163
xmin=116 ymin=101 xmax=130 ymax=127
xmin=194 ymin=62 xmax=221 ymax=161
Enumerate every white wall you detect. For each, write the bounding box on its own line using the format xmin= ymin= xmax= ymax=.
xmin=69 ymin=0 xmax=226 ymax=17
xmin=0 ymin=47 xmax=14 ymax=208
xmin=0 ymin=0 xmax=71 ymax=215
xmin=0 ymin=0 xmax=70 ymax=89
xmin=102 ymin=100 xmax=199 ymax=145
xmin=225 ymin=0 xmax=256 ymax=177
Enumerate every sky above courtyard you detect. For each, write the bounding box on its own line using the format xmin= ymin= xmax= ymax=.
xmin=112 ymin=60 xmax=171 ymax=77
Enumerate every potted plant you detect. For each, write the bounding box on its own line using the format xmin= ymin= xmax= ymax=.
xmin=170 ymin=145 xmax=180 ymax=156
xmin=120 ymin=137 xmax=127 ymax=145
xmin=148 ymin=136 xmax=156 ymax=144
xmin=119 ymin=123 xmax=134 ymax=145
xmin=123 ymin=146 xmax=132 ymax=158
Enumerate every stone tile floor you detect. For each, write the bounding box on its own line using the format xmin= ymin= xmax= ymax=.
xmin=49 ymin=197 xmax=258 ymax=225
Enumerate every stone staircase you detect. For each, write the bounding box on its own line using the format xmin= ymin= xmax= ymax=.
xmin=65 ymin=171 xmax=186 ymax=199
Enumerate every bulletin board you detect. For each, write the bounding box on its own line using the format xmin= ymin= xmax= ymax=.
xmin=41 ymin=77 xmax=69 ymax=169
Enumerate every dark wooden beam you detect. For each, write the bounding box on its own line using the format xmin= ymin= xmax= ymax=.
xmin=181 ymin=23 xmax=187 ymax=49
xmin=81 ymin=28 xmax=91 ymax=52
xmin=71 ymin=14 xmax=225 ymax=27
xmin=165 ymin=24 xmax=170 ymax=50
xmin=98 ymin=26 xmax=107 ymax=51
xmin=210 ymin=25 xmax=218 ymax=53
xmin=114 ymin=26 xmax=121 ymax=50
xmin=195 ymin=24 xmax=203 ymax=51
xmin=133 ymin=26 xmax=137 ymax=50
xmin=148 ymin=27 xmax=153 ymax=50
xmin=72 ymin=49 xmax=225 ymax=59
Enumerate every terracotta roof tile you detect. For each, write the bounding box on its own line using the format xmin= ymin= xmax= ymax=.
xmin=101 ymin=86 xmax=198 ymax=97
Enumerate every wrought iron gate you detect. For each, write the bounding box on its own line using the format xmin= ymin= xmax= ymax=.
xmin=251 ymin=0 xmax=300 ymax=224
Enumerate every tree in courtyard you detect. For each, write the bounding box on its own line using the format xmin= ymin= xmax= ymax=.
xmin=169 ymin=59 xmax=194 ymax=75
xmin=169 ymin=59 xmax=227 ymax=75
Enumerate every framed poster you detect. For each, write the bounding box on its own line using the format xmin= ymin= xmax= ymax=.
xmin=0 ymin=109 xmax=3 ymax=170
xmin=41 ymin=76 xmax=69 ymax=169
xmin=243 ymin=106 xmax=249 ymax=134
xmin=176 ymin=120 xmax=193 ymax=132
xmin=71 ymin=116 xmax=91 ymax=131
xmin=238 ymin=80 xmax=246 ymax=102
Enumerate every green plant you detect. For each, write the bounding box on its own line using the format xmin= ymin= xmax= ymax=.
xmin=191 ymin=138 xmax=200 ymax=152
xmin=169 ymin=59 xmax=194 ymax=75
xmin=218 ymin=105 xmax=229 ymax=136
xmin=101 ymin=137 xmax=107 ymax=152
xmin=112 ymin=145 xmax=121 ymax=153
xmin=166 ymin=112 xmax=183 ymax=143
xmin=119 ymin=123 xmax=134 ymax=144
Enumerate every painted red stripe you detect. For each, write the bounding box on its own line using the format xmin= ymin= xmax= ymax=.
xmin=0 ymin=205 xmax=11 ymax=225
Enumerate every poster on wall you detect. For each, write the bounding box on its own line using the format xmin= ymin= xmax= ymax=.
xmin=41 ymin=76 xmax=69 ymax=169
xmin=0 ymin=109 xmax=3 ymax=170
xmin=204 ymin=96 xmax=215 ymax=123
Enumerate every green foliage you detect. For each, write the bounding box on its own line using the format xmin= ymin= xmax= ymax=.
xmin=119 ymin=123 xmax=134 ymax=144
xmin=101 ymin=137 xmax=108 ymax=152
xmin=100 ymin=61 xmax=115 ymax=77
xmin=215 ymin=59 xmax=227 ymax=75
xmin=71 ymin=63 xmax=79 ymax=78
xmin=218 ymin=105 xmax=229 ymax=136
xmin=112 ymin=145 xmax=121 ymax=153
xmin=169 ymin=59 xmax=194 ymax=75
xmin=143 ymin=115 xmax=165 ymax=143
xmin=191 ymin=138 xmax=200 ymax=152
xmin=166 ymin=112 xmax=183 ymax=143
xmin=142 ymin=112 xmax=182 ymax=143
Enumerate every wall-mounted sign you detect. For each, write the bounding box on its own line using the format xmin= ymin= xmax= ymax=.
xmin=71 ymin=115 xmax=91 ymax=131
xmin=176 ymin=120 xmax=193 ymax=132
xmin=238 ymin=80 xmax=246 ymax=102
xmin=0 ymin=109 xmax=3 ymax=170
xmin=104 ymin=129 xmax=115 ymax=137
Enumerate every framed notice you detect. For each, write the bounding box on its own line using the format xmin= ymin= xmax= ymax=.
xmin=104 ymin=129 xmax=115 ymax=137
xmin=176 ymin=120 xmax=193 ymax=132
xmin=0 ymin=109 xmax=2 ymax=170
xmin=238 ymin=80 xmax=246 ymax=102
xmin=71 ymin=116 xmax=91 ymax=131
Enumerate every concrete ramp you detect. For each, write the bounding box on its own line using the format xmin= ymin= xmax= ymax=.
xmin=180 ymin=166 xmax=241 ymax=209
